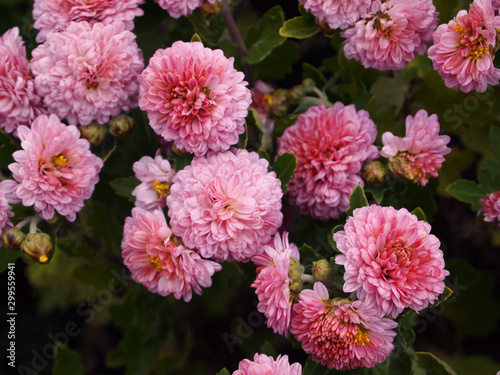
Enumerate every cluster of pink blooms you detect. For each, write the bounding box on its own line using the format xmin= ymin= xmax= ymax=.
xmin=166 ymin=149 xmax=283 ymax=262
xmin=8 ymin=114 xmax=103 ymax=222
xmin=32 ymin=0 xmax=145 ymax=42
xmin=299 ymin=0 xmax=372 ymax=30
xmin=381 ymin=109 xmax=451 ymax=186
xmin=0 ymin=180 xmax=20 ymax=232
xmin=139 ymin=41 xmax=251 ymax=156
xmin=154 ymin=0 xmax=217 ymax=18
xmin=342 ymin=0 xmax=438 ymax=71
xmin=0 ymin=27 xmax=45 ymax=136
xmin=121 ymin=207 xmax=221 ymax=301
xmin=31 ymin=21 xmax=144 ymax=126
xmin=278 ymin=103 xmax=378 ymax=221
xmin=131 ymin=151 xmax=175 ymax=211
xmin=232 ymin=353 xmax=302 ymax=375
xmin=428 ymin=0 xmax=500 ymax=92
xmin=480 ymin=191 xmax=500 ymax=224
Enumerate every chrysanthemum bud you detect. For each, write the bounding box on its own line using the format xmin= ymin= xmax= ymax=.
xmin=287 ymin=84 xmax=306 ymax=104
xmin=315 ymin=19 xmax=335 ymax=35
xmin=79 ymin=121 xmax=107 ymax=146
xmin=20 ymin=233 xmax=53 ymax=264
xmin=362 ymin=160 xmax=387 ymax=185
xmin=197 ymin=0 xmax=222 ymax=17
xmin=108 ymin=114 xmax=135 ymax=138
xmin=387 ymin=154 xmax=412 ymax=180
xmin=312 ymin=259 xmax=334 ymax=286
xmin=1 ymin=228 xmax=26 ymax=250
xmin=172 ymin=143 xmax=191 ymax=156
xmin=288 ymin=257 xmax=304 ymax=296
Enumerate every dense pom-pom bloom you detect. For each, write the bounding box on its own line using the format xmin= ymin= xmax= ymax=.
xmin=139 ymin=41 xmax=251 ymax=156
xmin=167 ymin=149 xmax=283 ymax=262
xmin=427 ymin=0 xmax=500 ymax=93
xmin=31 ymin=21 xmax=144 ymax=126
xmin=290 ymin=282 xmax=397 ymax=369
xmin=0 ymin=180 xmax=20 ymax=232
xmin=299 ymin=0 xmax=372 ymax=30
xmin=122 ymin=207 xmax=222 ymax=301
xmin=132 ymin=151 xmax=175 ymax=211
xmin=154 ymin=0 xmax=216 ymax=18
xmin=251 ymin=232 xmax=299 ymax=337
xmin=8 ymin=114 xmax=103 ymax=222
xmin=277 ymin=103 xmax=378 ymax=221
xmin=342 ymin=0 xmax=438 ymax=71
xmin=479 ymin=192 xmax=500 ymax=224
xmin=380 ymin=109 xmax=451 ymax=186
xmin=233 ymin=353 xmax=302 ymax=375
xmin=334 ymin=205 xmax=449 ymax=318
xmin=32 ymin=0 xmax=145 ymax=42
xmin=0 ymin=27 xmax=45 ymax=136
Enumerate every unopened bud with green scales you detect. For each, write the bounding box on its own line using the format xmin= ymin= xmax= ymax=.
xmin=79 ymin=121 xmax=107 ymax=146
xmin=1 ymin=228 xmax=26 ymax=250
xmin=21 ymin=233 xmax=53 ymax=264
xmin=108 ymin=114 xmax=135 ymax=138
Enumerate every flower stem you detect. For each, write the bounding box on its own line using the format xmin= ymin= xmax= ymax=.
xmin=301 ymin=274 xmax=315 ymax=284
xmin=29 ymin=217 xmax=41 ymax=234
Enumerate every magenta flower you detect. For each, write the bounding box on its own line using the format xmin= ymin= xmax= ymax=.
xmin=334 ymin=205 xmax=449 ymax=318
xmin=342 ymin=0 xmax=438 ymax=71
xmin=427 ymin=0 xmax=500 ymax=93
xmin=381 ymin=109 xmax=451 ymax=186
xmin=31 ymin=21 xmax=144 ymax=126
xmin=9 ymin=114 xmax=103 ymax=222
xmin=290 ymin=282 xmax=397 ymax=370
xmin=167 ymin=149 xmax=283 ymax=263
xmin=0 ymin=180 xmax=20 ymax=232
xmin=132 ymin=151 xmax=175 ymax=211
xmin=299 ymin=0 xmax=372 ymax=30
xmin=139 ymin=41 xmax=251 ymax=156
xmin=233 ymin=353 xmax=302 ymax=375
xmin=0 ymin=27 xmax=45 ymax=136
xmin=33 ymin=0 xmax=145 ymax=42
xmin=251 ymin=232 xmax=299 ymax=337
xmin=122 ymin=207 xmax=221 ymax=301
xmin=154 ymin=0 xmax=217 ymax=18
xmin=277 ymin=103 xmax=378 ymax=221
xmin=480 ymin=192 xmax=500 ymax=224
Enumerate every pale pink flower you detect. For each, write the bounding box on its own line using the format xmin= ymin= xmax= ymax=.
xmin=277 ymin=103 xmax=378 ymax=221
xmin=122 ymin=207 xmax=221 ymax=301
xmin=290 ymin=282 xmax=397 ymax=370
xmin=33 ymin=0 xmax=145 ymax=42
xmin=334 ymin=205 xmax=449 ymax=318
xmin=0 ymin=27 xmax=45 ymax=136
xmin=8 ymin=114 xmax=103 ymax=222
xmin=251 ymin=232 xmax=299 ymax=337
xmin=342 ymin=0 xmax=438 ymax=71
xmin=427 ymin=0 xmax=500 ymax=93
xmin=139 ymin=41 xmax=251 ymax=156
xmin=493 ymin=0 xmax=500 ymax=10
xmin=0 ymin=180 xmax=20 ymax=232
xmin=154 ymin=0 xmax=216 ymax=18
xmin=250 ymin=80 xmax=275 ymax=133
xmin=31 ymin=21 xmax=144 ymax=126
xmin=233 ymin=353 xmax=302 ymax=375
xmin=131 ymin=151 xmax=175 ymax=211
xmin=299 ymin=0 xmax=372 ymax=30
xmin=167 ymin=149 xmax=283 ymax=262
xmin=381 ymin=109 xmax=451 ymax=186
xmin=479 ymin=191 xmax=500 ymax=223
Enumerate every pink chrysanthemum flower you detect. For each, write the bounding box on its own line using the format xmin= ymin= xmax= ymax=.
xmin=380 ymin=109 xmax=451 ymax=186
xmin=0 ymin=180 xmax=20 ymax=232
xmin=167 ymin=149 xmax=283 ymax=262
xmin=251 ymin=232 xmax=299 ymax=337
xmin=31 ymin=21 xmax=144 ymax=126
xmin=290 ymin=282 xmax=397 ymax=370
xmin=299 ymin=0 xmax=372 ymax=30
xmin=334 ymin=205 xmax=449 ymax=318
xmin=277 ymin=103 xmax=378 ymax=221
xmin=122 ymin=207 xmax=221 ymax=301
xmin=8 ymin=114 xmax=103 ymax=222
xmin=132 ymin=151 xmax=175 ymax=211
xmin=154 ymin=0 xmax=217 ymax=18
xmin=233 ymin=353 xmax=302 ymax=375
xmin=479 ymin=191 xmax=500 ymax=223
xmin=139 ymin=41 xmax=251 ymax=156
xmin=0 ymin=27 xmax=45 ymax=136
xmin=250 ymin=80 xmax=275 ymax=133
xmin=32 ymin=0 xmax=145 ymax=43
xmin=427 ymin=0 xmax=500 ymax=93
xmin=342 ymin=0 xmax=438 ymax=71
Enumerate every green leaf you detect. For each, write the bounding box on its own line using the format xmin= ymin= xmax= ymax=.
xmin=170 ymin=151 xmax=193 ymax=172
xmin=430 ymin=286 xmax=453 ymax=309
xmin=279 ymin=15 xmax=318 ymax=39
xmin=0 ymin=250 xmax=23 ymax=273
xmin=109 ymin=177 xmax=140 ymax=203
xmin=489 ymin=126 xmax=500 ymax=161
xmin=413 ymin=352 xmax=458 ymax=375
xmin=346 ymin=185 xmax=369 ymax=217
xmin=252 ymin=40 xmax=300 ymax=81
xmin=216 ymin=369 xmax=231 ymax=375
xmin=236 ymin=122 xmax=248 ymax=149
xmin=187 ymin=12 xmax=220 ymax=46
xmin=51 ymin=344 xmax=85 ymax=375
xmin=272 ymin=152 xmax=297 ymax=192
xmin=477 ymin=167 xmax=500 ymax=192
xmin=302 ymin=63 xmax=327 ymax=90
xmin=446 ymin=179 xmax=488 ymax=211
xmin=190 ymin=33 xmax=202 ymax=43
xmin=299 ymin=243 xmax=323 ymax=262
xmin=328 ymin=225 xmax=343 ymax=253
xmin=245 ymin=6 xmax=286 ymax=64
xmin=246 ymin=108 xmax=272 ymax=152
xmin=411 ymin=207 xmax=427 ymax=222
xmin=364 ymin=184 xmax=387 ymax=204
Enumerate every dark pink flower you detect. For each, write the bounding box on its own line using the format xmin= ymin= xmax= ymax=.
xmin=299 ymin=0 xmax=372 ymax=30
xmin=139 ymin=41 xmax=251 ymax=156
xmin=290 ymin=282 xmax=397 ymax=369
xmin=277 ymin=103 xmax=378 ymax=221
xmin=154 ymin=0 xmax=217 ymax=18
xmin=480 ymin=191 xmax=500 ymax=223
xmin=233 ymin=353 xmax=302 ymax=375
xmin=0 ymin=180 xmax=20 ymax=232
xmin=334 ymin=205 xmax=449 ymax=318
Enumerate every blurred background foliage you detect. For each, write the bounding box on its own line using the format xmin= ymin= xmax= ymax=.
xmin=0 ymin=0 xmax=500 ymax=374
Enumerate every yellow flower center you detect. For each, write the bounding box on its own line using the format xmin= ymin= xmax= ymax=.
xmin=150 ymin=256 xmax=163 ymax=272
xmin=51 ymin=155 xmax=68 ymax=167
xmin=455 ymin=22 xmax=490 ymax=60
xmin=152 ymin=180 xmax=170 ymax=197
xmin=353 ymin=326 xmax=370 ymax=346
xmin=39 ymin=255 xmax=49 ymax=263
